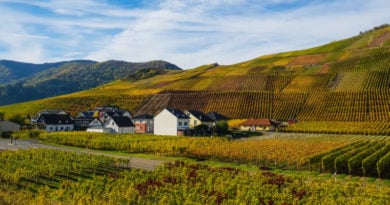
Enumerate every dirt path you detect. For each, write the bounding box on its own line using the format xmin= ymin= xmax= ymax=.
xmin=0 ymin=139 xmax=164 ymax=171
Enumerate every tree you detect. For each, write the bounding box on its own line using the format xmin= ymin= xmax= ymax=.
xmin=214 ymin=121 xmax=229 ymax=136
xmin=9 ymin=114 xmax=27 ymax=125
xmin=0 ymin=112 xmax=4 ymax=121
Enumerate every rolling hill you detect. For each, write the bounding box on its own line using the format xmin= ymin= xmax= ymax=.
xmin=0 ymin=60 xmax=181 ymax=105
xmin=1 ymin=24 xmax=390 ymax=134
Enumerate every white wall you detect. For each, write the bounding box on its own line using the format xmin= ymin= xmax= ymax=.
xmin=105 ymin=119 xmax=119 ymax=133
xmin=46 ymin=124 xmax=74 ymax=132
xmin=104 ymin=118 xmax=134 ymax=133
xmin=118 ymin=127 xmax=134 ymax=133
xmin=154 ymin=109 xmax=178 ymax=136
xmin=86 ymin=128 xmax=104 ymax=133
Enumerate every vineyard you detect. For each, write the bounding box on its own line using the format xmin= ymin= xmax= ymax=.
xmin=309 ymin=136 xmax=390 ymax=177
xmin=38 ymin=132 xmax=390 ymax=176
xmin=1 ymin=149 xmax=390 ymax=204
xmin=1 ymin=26 xmax=390 ymax=136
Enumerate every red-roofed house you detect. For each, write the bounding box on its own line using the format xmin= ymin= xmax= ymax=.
xmin=240 ymin=118 xmax=276 ymax=131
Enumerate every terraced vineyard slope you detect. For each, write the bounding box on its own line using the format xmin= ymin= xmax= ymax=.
xmin=1 ymin=25 xmax=390 ymax=134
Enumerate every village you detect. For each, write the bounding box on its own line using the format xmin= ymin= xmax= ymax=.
xmin=0 ymin=105 xmax=285 ymax=137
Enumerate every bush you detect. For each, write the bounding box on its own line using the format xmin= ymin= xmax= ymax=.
xmin=1 ymin=131 xmax=12 ymax=138
xmin=11 ymin=129 xmax=44 ymax=139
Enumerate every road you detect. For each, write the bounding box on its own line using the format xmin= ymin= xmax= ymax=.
xmin=0 ymin=138 xmax=164 ymax=171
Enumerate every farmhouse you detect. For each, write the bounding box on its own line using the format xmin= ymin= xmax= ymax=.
xmin=240 ymin=118 xmax=276 ymax=131
xmin=93 ymin=105 xmax=132 ymax=123
xmin=74 ymin=111 xmax=95 ymax=130
xmin=154 ymin=109 xmax=189 ymax=136
xmin=132 ymin=114 xmax=154 ymax=134
xmin=184 ymin=110 xmax=214 ymax=128
xmin=34 ymin=113 xmax=75 ymax=132
xmin=104 ymin=116 xmax=135 ymax=134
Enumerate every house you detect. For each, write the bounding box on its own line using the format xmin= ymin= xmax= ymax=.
xmin=184 ymin=110 xmax=214 ymax=128
xmin=0 ymin=120 xmax=21 ymax=132
xmin=102 ymin=109 xmax=132 ymax=123
xmin=206 ymin=112 xmax=229 ymax=122
xmin=132 ymin=114 xmax=154 ymax=134
xmin=104 ymin=116 xmax=135 ymax=134
xmin=154 ymin=109 xmax=190 ymax=136
xmin=34 ymin=114 xmax=75 ymax=132
xmin=93 ymin=105 xmax=132 ymax=123
xmin=74 ymin=111 xmax=95 ymax=130
xmin=30 ymin=110 xmax=69 ymax=125
xmin=240 ymin=118 xmax=276 ymax=132
xmin=86 ymin=118 xmax=105 ymax=133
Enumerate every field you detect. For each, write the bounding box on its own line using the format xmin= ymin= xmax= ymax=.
xmin=39 ymin=132 xmax=390 ymax=177
xmin=1 ymin=132 xmax=390 ymax=204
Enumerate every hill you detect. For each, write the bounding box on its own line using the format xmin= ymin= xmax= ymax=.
xmin=1 ymin=24 xmax=390 ymax=134
xmin=0 ymin=60 xmax=89 ymax=84
xmin=0 ymin=60 xmax=181 ymax=105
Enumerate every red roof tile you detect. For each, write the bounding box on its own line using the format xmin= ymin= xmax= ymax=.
xmin=241 ymin=118 xmax=272 ymax=126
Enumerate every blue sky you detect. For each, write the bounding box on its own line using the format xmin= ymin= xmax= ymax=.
xmin=0 ymin=0 xmax=389 ymax=69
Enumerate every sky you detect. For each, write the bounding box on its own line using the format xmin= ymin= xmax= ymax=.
xmin=0 ymin=0 xmax=389 ymax=69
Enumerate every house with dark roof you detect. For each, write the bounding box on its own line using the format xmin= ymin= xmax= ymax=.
xmin=30 ymin=110 xmax=69 ymax=124
xmin=154 ymin=108 xmax=189 ymax=136
xmin=240 ymin=118 xmax=276 ymax=131
xmin=104 ymin=116 xmax=135 ymax=133
xmin=74 ymin=111 xmax=96 ymax=130
xmin=132 ymin=114 xmax=154 ymax=134
xmin=184 ymin=110 xmax=214 ymax=128
xmin=34 ymin=114 xmax=75 ymax=132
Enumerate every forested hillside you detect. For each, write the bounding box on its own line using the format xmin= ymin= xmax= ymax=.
xmin=0 ymin=60 xmax=181 ymax=105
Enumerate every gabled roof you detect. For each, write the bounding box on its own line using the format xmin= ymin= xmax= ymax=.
xmin=206 ymin=112 xmax=229 ymax=121
xmin=39 ymin=114 xmax=75 ymax=125
xmin=166 ymin=109 xmax=190 ymax=119
xmin=77 ymin=111 xmax=95 ymax=118
xmin=105 ymin=109 xmax=130 ymax=117
xmin=241 ymin=118 xmax=272 ymax=126
xmin=185 ymin=110 xmax=214 ymax=122
xmin=133 ymin=114 xmax=154 ymax=120
xmin=110 ymin=116 xmax=135 ymax=127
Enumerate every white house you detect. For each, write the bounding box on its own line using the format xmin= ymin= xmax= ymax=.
xmin=35 ymin=114 xmax=75 ymax=132
xmin=86 ymin=118 xmax=104 ymax=133
xmin=104 ymin=116 xmax=135 ymax=134
xmin=154 ymin=109 xmax=190 ymax=136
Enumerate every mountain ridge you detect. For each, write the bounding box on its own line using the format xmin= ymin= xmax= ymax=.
xmin=0 ymin=59 xmax=181 ymax=105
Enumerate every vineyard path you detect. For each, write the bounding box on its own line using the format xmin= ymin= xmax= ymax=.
xmin=0 ymin=138 xmax=164 ymax=171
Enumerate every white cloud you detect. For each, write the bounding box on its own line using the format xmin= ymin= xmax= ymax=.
xmin=0 ymin=0 xmax=390 ymax=67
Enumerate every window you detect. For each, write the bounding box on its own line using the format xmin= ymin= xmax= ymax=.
xmin=178 ymin=122 xmax=182 ymax=126
xmin=194 ymin=120 xmax=197 ymax=125
xmin=184 ymin=121 xmax=188 ymax=126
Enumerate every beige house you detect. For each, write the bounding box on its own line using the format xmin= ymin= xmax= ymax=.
xmin=240 ymin=118 xmax=275 ymax=131
xmin=184 ymin=110 xmax=214 ymax=128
